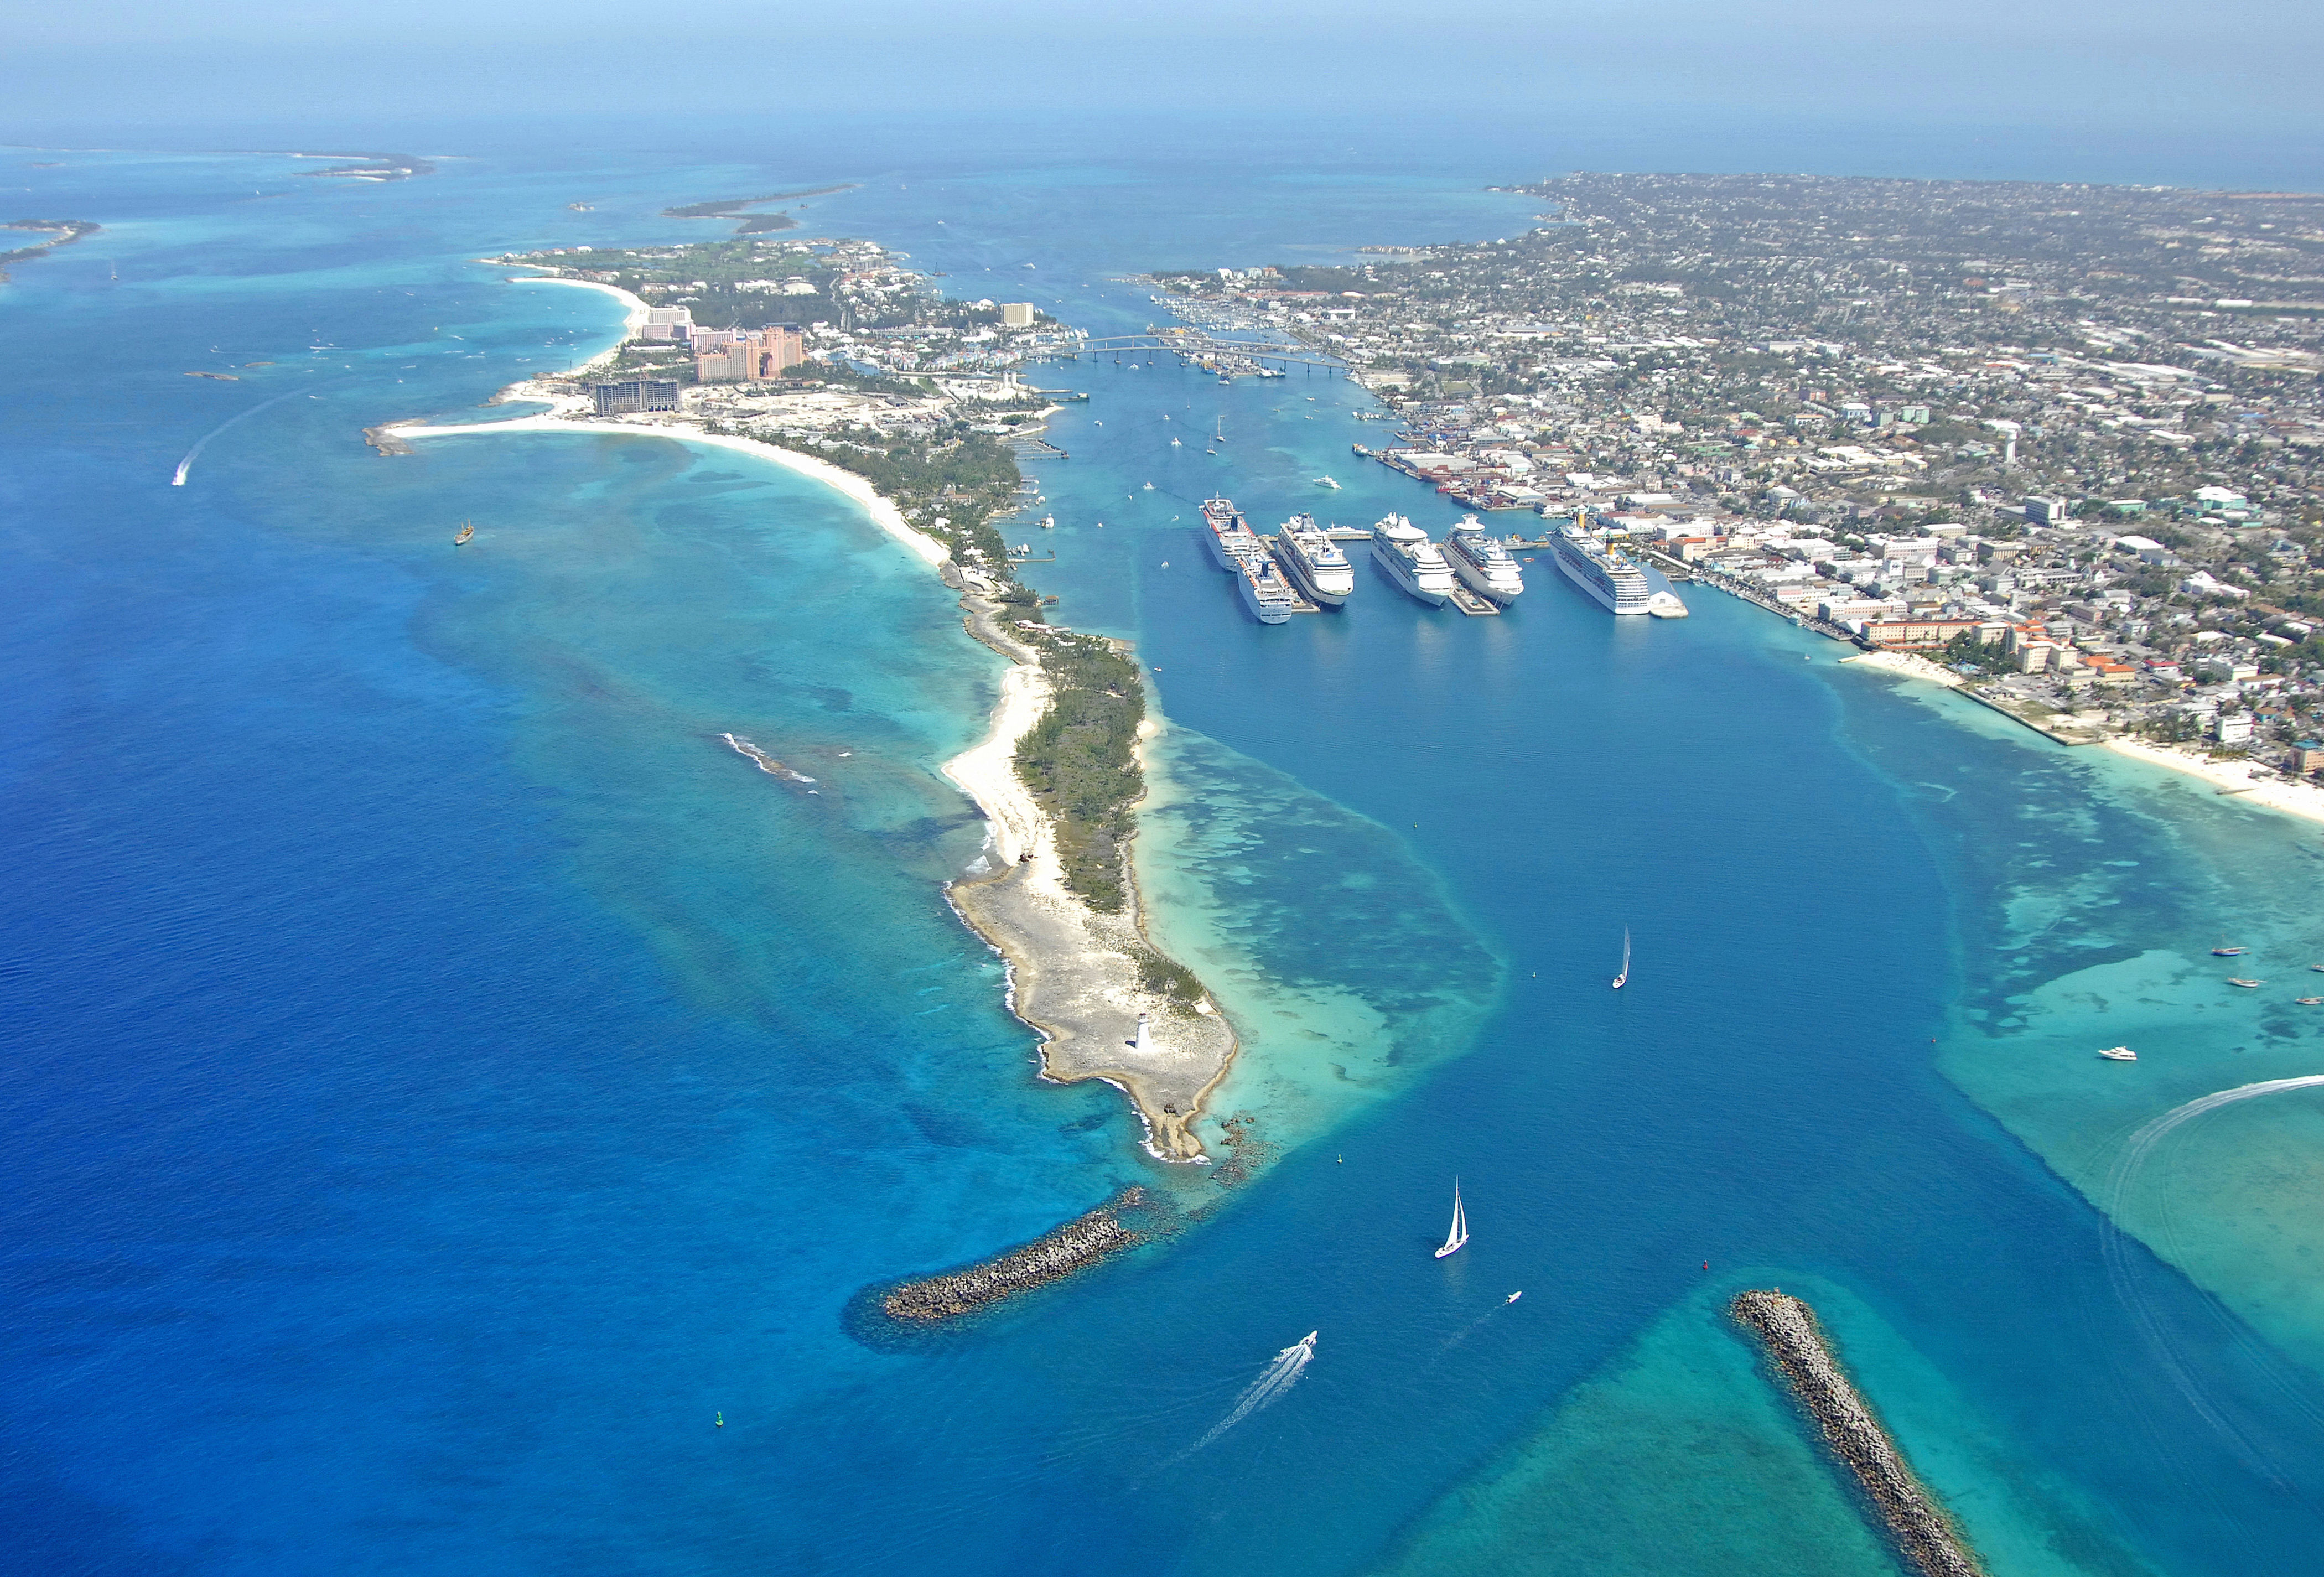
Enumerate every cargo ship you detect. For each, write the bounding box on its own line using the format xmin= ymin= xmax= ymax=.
xmin=1273 ymin=513 xmax=1354 ymax=606
xmin=1443 ymin=515 xmax=1524 ymax=604
xmin=1201 ymin=496 xmax=1264 ymax=572
xmin=1371 ymin=515 xmax=1456 ymax=607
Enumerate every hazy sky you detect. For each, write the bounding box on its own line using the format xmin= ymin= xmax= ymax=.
xmin=4 ymin=0 xmax=2322 ymax=170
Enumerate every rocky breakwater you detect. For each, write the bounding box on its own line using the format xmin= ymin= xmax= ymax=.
xmin=1730 ymin=1290 xmax=1986 ymax=1577
xmin=882 ymin=1189 xmax=1151 ymax=1323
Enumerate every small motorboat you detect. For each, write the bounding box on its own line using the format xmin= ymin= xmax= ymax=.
xmin=1611 ymin=926 xmax=1630 ymax=990
xmin=2228 ymin=978 xmax=2264 ymax=989
xmin=1506 ymin=1290 xmax=1523 ymax=1304
xmin=2098 ymin=1046 xmax=2138 ymax=1061
xmin=2212 ymin=945 xmax=2247 ymax=957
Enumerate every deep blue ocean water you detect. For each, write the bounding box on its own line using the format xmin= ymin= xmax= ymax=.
xmin=6 ymin=132 xmax=2324 ymax=1575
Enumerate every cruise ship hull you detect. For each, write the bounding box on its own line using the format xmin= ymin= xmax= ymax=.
xmin=1550 ymin=533 xmax=1650 ymax=614
xmin=1372 ymin=539 xmax=1451 ymax=606
xmin=1446 ymin=546 xmax=1524 ymax=604
xmin=1205 ymin=522 xmax=1259 ymax=572
xmin=1275 ymin=539 xmax=1352 ymax=606
xmin=1246 ymin=562 xmax=1301 ymax=622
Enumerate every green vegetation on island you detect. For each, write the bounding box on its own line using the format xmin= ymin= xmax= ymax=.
xmin=660 ymin=184 xmax=858 ymax=228
xmin=1013 ymin=632 xmax=1147 ymax=916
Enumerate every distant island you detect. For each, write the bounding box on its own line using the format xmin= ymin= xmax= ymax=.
xmin=288 ymin=152 xmax=434 ymax=182
xmin=660 ymin=184 xmax=858 ymax=235
xmin=0 ymin=219 xmax=100 ymax=281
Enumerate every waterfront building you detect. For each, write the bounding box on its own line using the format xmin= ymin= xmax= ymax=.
xmin=694 ymin=325 xmax=807 ymax=383
xmin=1000 ymin=302 xmax=1036 ymax=328
xmin=591 ymin=378 xmax=680 ymax=416
xmin=641 ymin=306 xmax=694 ymax=341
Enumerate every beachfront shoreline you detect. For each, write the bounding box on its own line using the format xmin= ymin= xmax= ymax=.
xmin=2100 ymin=736 xmax=2324 ymax=828
xmin=380 ymin=287 xmax=1236 ymax=1161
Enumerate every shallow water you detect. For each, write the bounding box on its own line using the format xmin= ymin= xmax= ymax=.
xmin=7 ymin=136 xmax=2324 ymax=1574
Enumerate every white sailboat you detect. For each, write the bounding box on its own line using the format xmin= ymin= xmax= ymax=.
xmin=1434 ymin=1178 xmax=1469 ymax=1259
xmin=1612 ymin=927 xmax=1630 ymax=990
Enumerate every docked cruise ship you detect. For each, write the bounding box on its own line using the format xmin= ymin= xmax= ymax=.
xmin=1371 ymin=515 xmax=1457 ymax=607
xmin=1201 ymin=495 xmax=1265 ymax=572
xmin=1443 ymin=515 xmax=1525 ymax=604
xmin=1549 ymin=526 xmax=1688 ymax=617
xmin=1239 ymin=553 xmax=1300 ymax=624
xmin=1272 ymin=513 xmax=1354 ymax=606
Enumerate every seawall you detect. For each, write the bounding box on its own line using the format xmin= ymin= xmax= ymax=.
xmin=1730 ymin=1289 xmax=1985 ymax=1577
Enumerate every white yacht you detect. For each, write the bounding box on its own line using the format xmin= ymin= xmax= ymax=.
xmin=2098 ymin=1046 xmax=2138 ymax=1061
xmin=1372 ymin=515 xmax=1456 ymax=607
xmin=1273 ymin=513 xmax=1354 ymax=606
xmin=1444 ymin=515 xmax=1525 ymax=604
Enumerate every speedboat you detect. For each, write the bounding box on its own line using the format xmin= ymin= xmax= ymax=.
xmin=2097 ymin=1046 xmax=2137 ymax=1061
xmin=2228 ymin=978 xmax=2264 ymax=988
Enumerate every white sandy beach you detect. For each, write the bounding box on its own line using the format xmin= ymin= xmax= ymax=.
xmin=941 ymin=655 xmax=1056 ymax=873
xmin=1838 ymin=649 xmax=1964 ymax=688
xmin=383 ymin=414 xmax=951 ymax=567
xmin=2102 ymin=736 xmax=2324 ymax=828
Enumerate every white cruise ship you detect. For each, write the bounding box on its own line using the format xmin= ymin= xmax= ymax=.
xmin=1444 ymin=515 xmax=1525 ymax=604
xmin=1371 ymin=515 xmax=1456 ymax=607
xmin=1201 ymin=496 xmax=1264 ymax=572
xmin=1549 ymin=525 xmax=1655 ymax=614
xmin=1272 ymin=513 xmax=1354 ymax=606
xmin=1239 ymin=554 xmax=1299 ymax=624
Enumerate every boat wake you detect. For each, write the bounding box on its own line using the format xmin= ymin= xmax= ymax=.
xmin=720 ymin=732 xmax=817 ymax=785
xmin=2103 ymin=1075 xmax=2324 ymax=1489
xmin=1175 ymin=1332 xmax=1316 ymax=1459
xmin=170 ymin=381 xmax=333 ymax=486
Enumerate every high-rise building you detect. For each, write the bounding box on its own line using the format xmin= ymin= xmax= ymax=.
xmin=591 ymin=378 xmax=681 ymax=415
xmin=641 ymin=306 xmax=694 ymax=341
xmin=694 ymin=325 xmax=806 ymax=383
xmin=1000 ymin=302 xmax=1036 ymax=329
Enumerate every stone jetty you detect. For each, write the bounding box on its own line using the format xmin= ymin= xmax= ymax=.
xmin=1730 ymin=1290 xmax=1986 ymax=1577
xmin=882 ymin=1189 xmax=1149 ymax=1324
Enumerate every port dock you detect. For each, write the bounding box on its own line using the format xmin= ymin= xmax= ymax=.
xmin=1731 ymin=1290 xmax=1985 ymax=1577
xmin=1446 ymin=586 xmax=1502 ymax=616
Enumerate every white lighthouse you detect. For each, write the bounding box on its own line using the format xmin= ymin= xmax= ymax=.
xmin=1130 ymin=1013 xmax=1153 ymax=1054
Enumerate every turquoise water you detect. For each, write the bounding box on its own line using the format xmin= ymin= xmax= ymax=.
xmin=6 ymin=136 xmax=2324 ymax=1574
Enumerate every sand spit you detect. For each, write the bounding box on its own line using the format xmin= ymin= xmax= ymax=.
xmin=1731 ymin=1290 xmax=1985 ymax=1577
xmin=881 ymin=1188 xmax=1152 ymax=1323
xmin=942 ymin=598 xmax=1237 ymax=1163
xmin=383 ymin=398 xmax=1233 ymax=1160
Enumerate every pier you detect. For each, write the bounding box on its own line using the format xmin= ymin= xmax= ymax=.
xmin=880 ymin=1189 xmax=1152 ymax=1323
xmin=1447 ymin=586 xmax=1502 ymax=616
xmin=1731 ymin=1290 xmax=1986 ymax=1577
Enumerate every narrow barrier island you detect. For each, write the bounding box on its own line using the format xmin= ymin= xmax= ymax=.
xmin=881 ymin=1189 xmax=1151 ymax=1323
xmin=1730 ymin=1290 xmax=1986 ymax=1577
